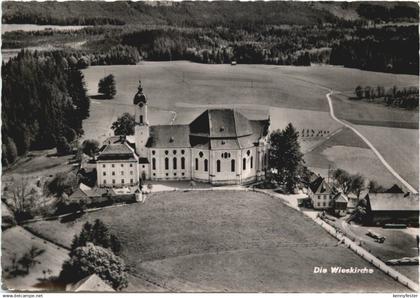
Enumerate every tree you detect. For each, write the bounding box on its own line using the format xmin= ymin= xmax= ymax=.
xmin=368 ymin=180 xmax=386 ymax=193
xmin=355 ymin=85 xmax=364 ymax=99
xmin=111 ymin=113 xmax=135 ymax=136
xmin=7 ymin=176 xmax=38 ymax=220
xmin=98 ymin=74 xmax=116 ymax=98
xmin=17 ymin=246 xmax=45 ymax=273
xmin=349 ymin=174 xmax=365 ymax=198
xmin=60 ymin=243 xmax=128 ymax=290
xmin=81 ymin=139 xmax=99 ymax=157
xmin=56 ymin=136 xmax=72 ymax=156
xmin=71 ymin=220 xmax=122 ymax=255
xmin=332 ymin=168 xmax=352 ymax=194
xmin=267 ymin=123 xmax=304 ymax=192
xmin=44 ymin=171 xmax=78 ymax=197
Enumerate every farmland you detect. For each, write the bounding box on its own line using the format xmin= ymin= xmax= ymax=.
xmin=24 ymin=190 xmax=408 ymax=292
xmin=82 ymin=61 xmax=419 ymax=189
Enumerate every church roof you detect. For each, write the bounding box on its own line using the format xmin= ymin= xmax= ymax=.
xmin=65 ymin=274 xmax=115 ymax=292
xmin=147 ymin=125 xmax=191 ymax=148
xmin=189 ymin=109 xmax=254 ymax=138
xmin=147 ymin=109 xmax=268 ymax=149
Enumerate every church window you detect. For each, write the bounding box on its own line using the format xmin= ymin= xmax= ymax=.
xmin=231 ymin=160 xmax=235 ymax=172
xmin=199 ymin=151 xmax=204 ymax=158
xmin=152 ymin=158 xmax=156 ymax=170
xmin=112 ymin=171 xmax=115 ymax=176
xmin=130 ymin=179 xmax=134 ymax=184
xmin=152 ymin=150 xmax=156 ymax=155
xmin=250 ymin=156 xmax=253 ymax=169
xmin=122 ymin=179 xmax=125 ymax=184
xmin=181 ymin=150 xmax=185 ymax=155
xmin=173 ymin=157 xmax=177 ymax=170
xmin=121 ymin=164 xmax=124 ymax=167
xmin=103 ymin=172 xmax=106 ymax=176
xmin=181 ymin=157 xmax=185 ymax=169
xmin=204 ymin=159 xmax=208 ymax=172
xmin=165 ymin=158 xmax=169 ymax=170
xmin=112 ymin=164 xmax=115 ymax=168
xmin=165 ymin=150 xmax=169 ymax=155
xmin=173 ymin=150 xmax=177 ymax=155
xmin=243 ymin=158 xmax=246 ymax=170
xmin=140 ymin=115 xmax=143 ymax=124
xmin=247 ymin=150 xmax=251 ymax=156
xmin=195 ymin=158 xmax=199 ymax=171
xmin=112 ymin=179 xmax=115 ymax=184
xmin=174 ymin=173 xmax=177 ymax=176
xmin=102 ymin=164 xmax=105 ymax=168
xmin=103 ymin=179 xmax=106 ymax=184
xmin=130 ymin=164 xmax=133 ymax=167
xmin=217 ymin=160 xmax=221 ymax=172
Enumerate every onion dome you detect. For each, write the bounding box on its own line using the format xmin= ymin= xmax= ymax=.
xmin=133 ymin=80 xmax=147 ymax=105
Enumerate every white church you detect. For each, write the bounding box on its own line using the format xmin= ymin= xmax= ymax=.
xmin=96 ymin=81 xmax=270 ymax=187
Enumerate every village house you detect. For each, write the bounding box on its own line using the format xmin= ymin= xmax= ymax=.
xmin=307 ymin=176 xmax=334 ymax=210
xmin=95 ymin=81 xmax=270 ymax=187
xmin=364 ymin=192 xmax=419 ymax=227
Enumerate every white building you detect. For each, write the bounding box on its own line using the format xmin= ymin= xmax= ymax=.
xmin=307 ymin=176 xmax=334 ymax=209
xmin=96 ymin=81 xmax=270 ymax=187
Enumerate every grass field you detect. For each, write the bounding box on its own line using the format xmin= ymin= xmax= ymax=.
xmin=2 ymin=226 xmax=69 ymax=291
xmin=25 ymin=190 xmax=408 ymax=292
xmin=81 ymin=62 xmax=418 ymax=190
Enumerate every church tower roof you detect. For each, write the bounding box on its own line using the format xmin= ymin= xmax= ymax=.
xmin=133 ymin=80 xmax=147 ymax=105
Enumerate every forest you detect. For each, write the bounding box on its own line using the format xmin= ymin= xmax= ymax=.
xmin=1 ymin=51 xmax=90 ymax=166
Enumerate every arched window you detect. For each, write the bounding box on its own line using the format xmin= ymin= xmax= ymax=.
xmin=231 ymin=159 xmax=235 ymax=172
xmin=217 ymin=160 xmax=221 ymax=172
xmin=204 ymin=159 xmax=208 ymax=172
xmin=181 ymin=157 xmax=185 ymax=170
xmin=140 ymin=115 xmax=143 ymax=124
xmin=165 ymin=158 xmax=169 ymax=170
xmin=243 ymin=158 xmax=246 ymax=170
xmin=173 ymin=157 xmax=177 ymax=170
xmin=152 ymin=158 xmax=156 ymax=170
xmin=250 ymin=156 xmax=253 ymax=169
xmin=195 ymin=158 xmax=199 ymax=171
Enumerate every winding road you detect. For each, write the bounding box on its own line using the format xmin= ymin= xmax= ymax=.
xmin=326 ymin=90 xmax=418 ymax=194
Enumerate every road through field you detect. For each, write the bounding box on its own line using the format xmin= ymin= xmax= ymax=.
xmin=326 ymin=91 xmax=418 ymax=194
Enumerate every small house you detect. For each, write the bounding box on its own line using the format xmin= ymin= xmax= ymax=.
xmin=332 ymin=192 xmax=348 ymax=217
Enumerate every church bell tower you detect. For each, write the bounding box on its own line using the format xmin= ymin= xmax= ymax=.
xmin=133 ymin=80 xmax=149 ymax=157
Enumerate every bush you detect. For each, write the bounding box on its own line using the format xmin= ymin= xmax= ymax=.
xmin=56 ymin=136 xmax=72 ymax=156
xmin=60 ymin=243 xmax=128 ymax=290
xmin=44 ymin=172 xmax=78 ymax=197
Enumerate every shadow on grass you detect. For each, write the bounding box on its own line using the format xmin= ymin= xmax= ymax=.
xmin=91 ymin=94 xmax=113 ymax=100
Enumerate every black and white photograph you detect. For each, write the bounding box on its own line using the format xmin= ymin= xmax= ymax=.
xmin=1 ymin=0 xmax=419 ymax=295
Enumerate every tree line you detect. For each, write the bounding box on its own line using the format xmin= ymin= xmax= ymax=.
xmin=1 ymin=50 xmax=90 ymax=166
xmin=354 ymin=85 xmax=419 ymax=109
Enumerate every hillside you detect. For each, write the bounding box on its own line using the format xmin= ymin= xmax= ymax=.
xmin=0 ymin=1 xmax=343 ymax=26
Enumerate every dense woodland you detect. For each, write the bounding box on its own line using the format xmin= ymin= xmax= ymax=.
xmin=1 ymin=50 xmax=90 ymax=165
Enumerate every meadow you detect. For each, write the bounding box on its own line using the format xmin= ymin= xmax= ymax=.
xmin=24 ymin=190 xmax=408 ymax=292
xmin=82 ymin=61 xmax=419 ymax=189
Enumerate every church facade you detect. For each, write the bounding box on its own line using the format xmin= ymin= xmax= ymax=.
xmin=96 ymin=82 xmax=270 ymax=187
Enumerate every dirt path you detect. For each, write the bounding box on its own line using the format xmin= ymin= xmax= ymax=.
xmin=326 ymin=90 xmax=418 ymax=194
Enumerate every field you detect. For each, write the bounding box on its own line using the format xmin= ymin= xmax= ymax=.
xmin=24 ymin=190 xmax=409 ymax=292
xmin=82 ymin=62 xmax=419 ymax=189
xmin=2 ymin=226 xmax=69 ymax=291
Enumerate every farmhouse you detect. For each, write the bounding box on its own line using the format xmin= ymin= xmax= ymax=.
xmin=96 ymin=81 xmax=270 ymax=187
xmin=364 ymin=192 xmax=419 ymax=226
xmin=307 ymin=176 xmax=334 ymax=209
